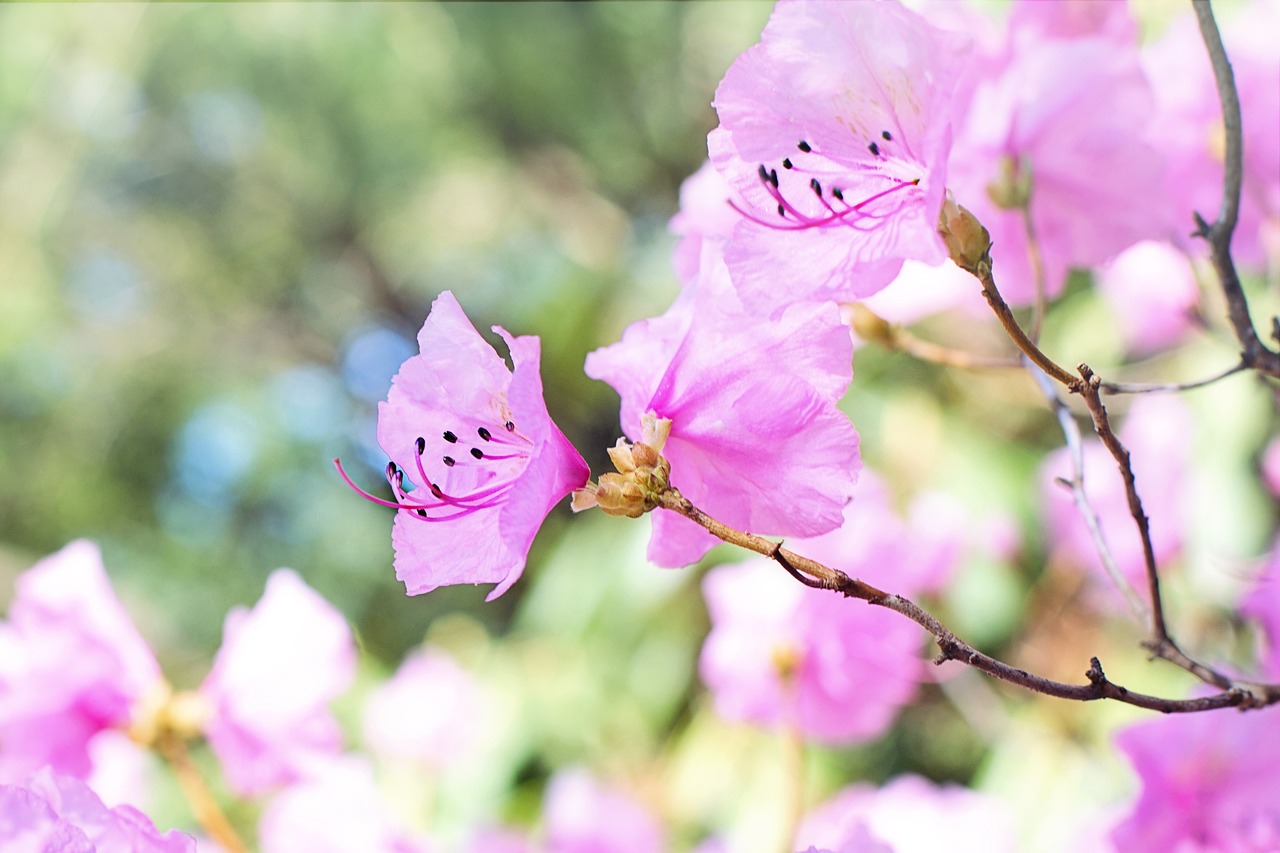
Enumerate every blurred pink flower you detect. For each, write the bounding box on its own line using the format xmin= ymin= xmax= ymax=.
xmin=542 ymin=768 xmax=663 ymax=853
xmin=339 ymin=290 xmax=589 ymax=599
xmin=200 ymin=569 xmax=355 ymax=796
xmin=698 ymin=473 xmax=954 ymax=743
xmin=1240 ymin=541 xmax=1280 ymax=680
xmin=1040 ymin=395 xmax=1191 ymax=602
xmin=0 ymin=540 xmax=162 ymax=782
xmin=797 ymin=775 xmax=1016 ymax=853
xmin=1263 ymin=437 xmax=1280 ymax=498
xmin=669 ymin=162 xmax=744 ymax=287
xmin=943 ymin=5 xmax=1166 ymax=304
xmin=0 ymin=767 xmax=193 ymax=853
xmin=259 ymin=758 xmax=435 ymax=853
xmin=585 ymin=248 xmax=859 ymax=567
xmin=1095 ymin=240 xmax=1201 ymax=354
xmin=1112 ymin=708 xmax=1280 ymax=852
xmin=361 ymin=646 xmax=484 ymax=768
xmin=708 ymin=0 xmax=971 ymax=309
xmin=1143 ymin=3 xmax=1280 ymax=269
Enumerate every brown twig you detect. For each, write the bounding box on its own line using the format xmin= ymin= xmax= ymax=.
xmin=1189 ymin=0 xmax=1280 ymax=377
xmin=1028 ymin=365 xmax=1150 ymax=624
xmin=1021 ymin=206 xmax=1048 ymax=343
xmin=658 ymin=490 xmax=1279 ymax=713
xmin=1099 ymin=361 xmax=1248 ymax=394
xmin=154 ymin=734 xmax=249 ymax=853
xmin=850 ymin=304 xmax=1022 ymax=371
xmin=972 ymin=258 xmax=1080 ymax=389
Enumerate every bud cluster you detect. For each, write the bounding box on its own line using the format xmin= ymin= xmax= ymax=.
xmin=572 ymin=414 xmax=673 ymax=518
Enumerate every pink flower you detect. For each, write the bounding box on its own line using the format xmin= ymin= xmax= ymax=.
xmin=542 ymin=768 xmax=663 ymax=853
xmin=1263 ymin=437 xmax=1280 ymax=498
xmin=1095 ymin=240 xmax=1200 ymax=354
xmin=1143 ymin=3 xmax=1280 ymax=269
xmin=338 ymin=291 xmax=589 ymax=599
xmin=943 ymin=4 xmax=1167 ymax=303
xmin=1039 ymin=395 xmax=1191 ymax=603
xmin=669 ymin=162 xmax=744 ymax=287
xmin=0 ymin=540 xmax=162 ymax=782
xmin=259 ymin=758 xmax=436 ymax=853
xmin=200 ymin=569 xmax=355 ymax=796
xmin=798 ymin=775 xmax=1017 ymax=853
xmin=361 ymin=646 xmax=484 ymax=768
xmin=585 ymin=248 xmax=859 ymax=567
xmin=698 ymin=474 xmax=952 ymax=743
xmin=0 ymin=767 xmax=194 ymax=853
xmin=1112 ymin=709 xmax=1280 ymax=852
xmin=708 ymin=0 xmax=971 ymax=309
xmin=1241 ymin=541 xmax=1280 ymax=680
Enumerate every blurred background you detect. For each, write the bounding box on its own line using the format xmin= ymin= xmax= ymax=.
xmin=0 ymin=3 xmax=1276 ymax=850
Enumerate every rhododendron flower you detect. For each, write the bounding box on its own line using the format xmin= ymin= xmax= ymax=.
xmin=542 ymin=768 xmax=663 ymax=853
xmin=1096 ymin=240 xmax=1200 ymax=354
xmin=585 ymin=248 xmax=859 ymax=567
xmin=362 ymin=646 xmax=485 ymax=768
xmin=259 ymin=758 xmax=436 ymax=853
xmin=1112 ymin=708 xmax=1280 ymax=851
xmin=797 ymin=775 xmax=1017 ymax=853
xmin=1143 ymin=3 xmax=1280 ymax=268
xmin=0 ymin=540 xmax=162 ymax=782
xmin=200 ymin=569 xmax=355 ymax=796
xmin=1040 ymin=395 xmax=1191 ymax=602
xmin=699 ymin=474 xmax=951 ymax=742
xmin=709 ymin=0 xmax=971 ymax=309
xmin=339 ymin=290 xmax=589 ymax=599
xmin=0 ymin=767 xmax=194 ymax=853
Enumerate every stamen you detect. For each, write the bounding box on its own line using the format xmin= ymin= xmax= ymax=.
xmin=478 ymin=427 xmax=492 ymax=441
xmin=797 ymin=140 xmax=812 ymax=152
xmin=415 ymin=437 xmax=426 ymax=454
xmin=810 ymin=178 xmax=822 ymax=197
xmin=782 ymin=158 xmax=793 ymax=170
xmin=443 ymin=431 xmax=458 ymax=443
xmin=881 ymin=130 xmax=892 ymax=141
xmin=832 ymin=188 xmax=844 ymax=201
xmin=505 ymin=421 xmax=515 ymax=431
xmin=868 ymin=142 xmax=880 ymax=157
xmin=470 ymin=448 xmax=484 ymax=460
xmin=443 ymin=456 xmax=456 ymax=467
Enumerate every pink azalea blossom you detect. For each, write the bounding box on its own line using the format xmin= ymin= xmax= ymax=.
xmin=259 ymin=758 xmax=436 ymax=853
xmin=585 ymin=248 xmax=859 ymax=567
xmin=941 ymin=5 xmax=1166 ymax=305
xmin=1143 ymin=3 xmax=1280 ymax=269
xmin=542 ymin=768 xmax=663 ymax=853
xmin=708 ymin=0 xmax=971 ymax=309
xmin=1095 ymin=240 xmax=1201 ymax=354
xmin=797 ymin=775 xmax=1017 ymax=853
xmin=1040 ymin=395 xmax=1191 ymax=603
xmin=669 ymin=161 xmax=744 ymax=287
xmin=1112 ymin=708 xmax=1280 ymax=852
xmin=0 ymin=540 xmax=162 ymax=782
xmin=200 ymin=569 xmax=355 ymax=796
xmin=1240 ymin=541 xmax=1280 ymax=680
xmin=0 ymin=767 xmax=194 ymax=853
xmin=338 ymin=290 xmax=589 ymax=599
xmin=361 ymin=646 xmax=484 ymax=768
xmin=698 ymin=474 xmax=951 ymax=743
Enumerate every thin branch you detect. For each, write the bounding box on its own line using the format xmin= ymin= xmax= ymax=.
xmin=1021 ymin=205 xmax=1048 ymax=343
xmin=972 ymin=258 xmax=1080 ymax=389
xmin=851 ymin=305 xmax=1022 ymax=371
xmin=1099 ymin=361 xmax=1247 ymax=394
xmin=1076 ymin=363 xmax=1238 ymax=692
xmin=1028 ymin=365 xmax=1150 ymax=624
xmin=1190 ymin=0 xmax=1280 ymax=377
xmin=154 ymin=734 xmax=249 ymax=853
xmin=657 ymin=491 xmax=1280 ymax=713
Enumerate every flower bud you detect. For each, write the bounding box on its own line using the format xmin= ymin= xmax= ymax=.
xmin=938 ymin=193 xmax=992 ymax=275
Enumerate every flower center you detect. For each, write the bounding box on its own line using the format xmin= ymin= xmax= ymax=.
xmin=335 ymin=417 xmax=533 ymax=522
xmin=732 ymin=132 xmax=922 ymax=232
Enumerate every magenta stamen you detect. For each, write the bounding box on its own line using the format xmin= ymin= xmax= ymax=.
xmin=733 ymin=176 xmax=920 ymax=233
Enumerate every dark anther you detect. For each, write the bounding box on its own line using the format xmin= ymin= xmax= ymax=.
xmin=443 ymin=456 xmax=456 ymax=467
xmin=769 ymin=168 xmax=779 ymax=188
xmin=470 ymin=448 xmax=484 ymax=460
xmin=505 ymin=420 xmax=515 ymax=431
xmin=385 ymin=462 xmax=398 ymax=479
xmin=477 ymin=427 xmax=492 ymax=441
xmin=911 ymin=178 xmax=920 ymax=186
xmin=868 ymin=141 xmax=880 ymax=157
xmin=797 ymin=140 xmax=811 ymax=152
xmin=430 ymin=483 xmax=444 ymax=498
xmin=781 ymin=158 xmax=793 ymax=170
xmin=881 ymin=130 xmax=892 ymax=141
xmin=777 ymin=203 xmax=786 ymax=217
xmin=443 ymin=430 xmax=458 ymax=443
xmin=415 ymin=509 xmax=428 ymax=517
xmin=809 ymin=178 xmax=822 ymax=196
xmin=415 ymin=437 xmax=426 ymax=454
xmin=755 ymin=164 xmax=778 ymax=189
xmin=832 ymin=187 xmax=844 ymax=201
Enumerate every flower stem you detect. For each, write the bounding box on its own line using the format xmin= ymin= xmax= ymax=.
xmin=154 ymin=734 xmax=248 ymax=853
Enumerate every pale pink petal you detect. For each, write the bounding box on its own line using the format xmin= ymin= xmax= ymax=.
xmin=542 ymin=768 xmax=663 ymax=853
xmin=201 ymin=570 xmax=355 ymax=796
xmin=361 ymin=646 xmax=484 ymax=767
